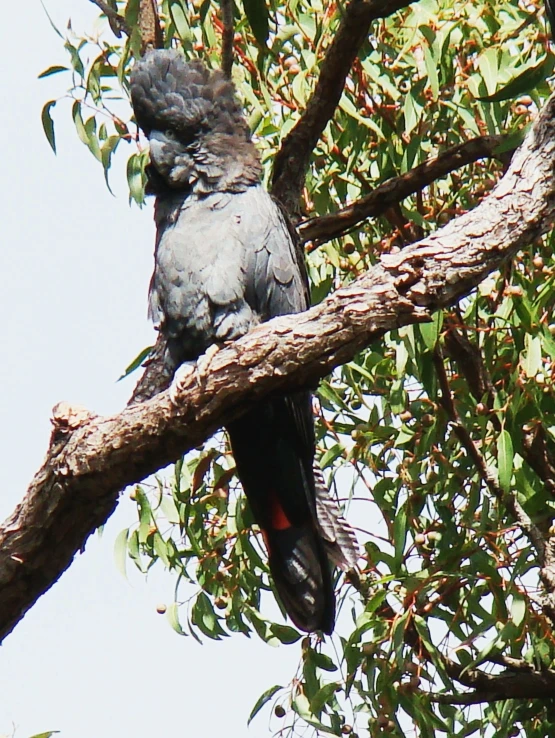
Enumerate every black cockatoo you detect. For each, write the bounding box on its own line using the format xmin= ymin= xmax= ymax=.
xmin=130 ymin=50 xmax=357 ymax=633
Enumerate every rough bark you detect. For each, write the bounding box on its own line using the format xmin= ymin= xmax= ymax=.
xmin=138 ymin=0 xmax=163 ymax=50
xmin=1 ymin=93 xmax=555 ymax=643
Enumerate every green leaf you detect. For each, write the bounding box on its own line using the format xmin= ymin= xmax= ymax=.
xmin=522 ymin=333 xmax=542 ymax=378
xmin=511 ymin=595 xmax=526 ymax=628
xmin=269 ymin=623 xmax=301 ymax=644
xmin=310 ymin=681 xmax=341 ymax=715
xmin=477 ymin=58 xmax=550 ymax=102
xmin=494 ymin=128 xmax=526 ymax=155
xmin=422 ymin=43 xmax=439 ymax=101
xmin=153 ymin=532 xmax=171 ymax=567
xmin=127 ymin=151 xmax=147 ymax=205
xmin=476 ymin=47 xmax=499 ymax=96
xmin=292 ymin=691 xmax=313 ymax=720
xmin=393 ymin=504 xmax=407 ymax=564
xmin=118 ymin=345 xmax=153 ymax=380
xmin=191 ymin=592 xmax=227 ymax=640
xmin=38 ymin=65 xmax=68 ymax=79
xmin=498 ymin=429 xmax=514 ymax=492
xmin=166 ymin=602 xmax=186 ymax=636
xmin=72 ymin=101 xmax=88 ymax=147
xmin=28 ymin=733 xmax=60 ymax=738
xmin=84 ymin=115 xmax=102 ymax=160
xmin=419 ymin=310 xmax=443 ymax=351
xmin=64 ymin=41 xmax=85 ymax=78
xmin=41 ymin=100 xmax=57 ymax=154
xmin=243 ymin=0 xmax=270 ymax=47
xmin=248 ymin=684 xmax=282 ymax=725
xmin=170 ymin=1 xmax=191 ymax=42
xmin=113 ymin=528 xmax=129 ymax=579
xmin=311 ymin=651 xmax=338 ymax=672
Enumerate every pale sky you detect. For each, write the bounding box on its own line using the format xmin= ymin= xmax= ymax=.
xmin=0 ymin=3 xmax=301 ymax=736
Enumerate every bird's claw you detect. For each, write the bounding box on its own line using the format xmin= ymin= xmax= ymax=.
xmin=169 ymin=361 xmax=196 ymax=404
xmin=197 ymin=343 xmax=221 ymax=381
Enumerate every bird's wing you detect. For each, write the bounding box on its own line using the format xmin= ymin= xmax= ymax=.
xmin=240 ymin=186 xmax=309 ymax=321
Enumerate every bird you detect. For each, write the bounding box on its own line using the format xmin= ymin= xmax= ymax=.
xmin=130 ymin=49 xmax=358 ymax=633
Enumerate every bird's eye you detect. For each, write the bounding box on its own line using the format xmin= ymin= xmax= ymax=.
xmin=164 ymin=129 xmax=177 ymax=140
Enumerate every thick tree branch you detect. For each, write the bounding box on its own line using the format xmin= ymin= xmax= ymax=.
xmin=299 ymin=134 xmax=509 ymax=246
xmin=1 ymin=93 xmax=555 ymax=643
xmin=271 ymin=0 xmax=417 ymax=215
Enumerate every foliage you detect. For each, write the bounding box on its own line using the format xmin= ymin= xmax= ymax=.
xmin=42 ymin=0 xmax=555 ymax=736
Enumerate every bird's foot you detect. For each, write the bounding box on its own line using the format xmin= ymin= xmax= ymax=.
xmin=169 ymin=360 xmax=196 ymax=404
xmin=197 ymin=343 xmax=221 ymax=381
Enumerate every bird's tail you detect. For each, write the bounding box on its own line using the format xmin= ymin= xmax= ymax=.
xmin=226 ymin=395 xmax=336 ymax=634
xmin=313 ymin=467 xmax=360 ymax=571
xmin=259 ymin=498 xmax=335 ymax=634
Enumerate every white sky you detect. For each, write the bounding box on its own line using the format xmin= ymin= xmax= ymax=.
xmin=0 ymin=3 xmax=300 ymax=736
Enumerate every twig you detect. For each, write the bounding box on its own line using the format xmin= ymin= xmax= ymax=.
xmin=432 ymin=345 xmax=547 ymax=562
xmin=377 ymin=599 xmax=555 ymax=704
xmin=522 ymin=422 xmax=555 ymax=496
xmin=298 ymin=135 xmax=508 ymax=246
xmin=443 ymin=313 xmax=498 ymax=424
xmin=88 ymin=0 xmax=129 ymax=36
xmin=441 ymin=316 xmax=555 ymax=623
xmin=271 ymin=0 xmax=418 ymax=216
xmin=487 ymin=654 xmax=534 ymax=671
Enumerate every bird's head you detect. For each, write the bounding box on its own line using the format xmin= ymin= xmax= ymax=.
xmin=147 ymin=128 xmax=197 ymax=188
xmin=130 ymin=51 xmax=261 ymax=194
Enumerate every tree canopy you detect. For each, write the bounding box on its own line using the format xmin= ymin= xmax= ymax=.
xmin=12 ymin=0 xmax=555 ymax=735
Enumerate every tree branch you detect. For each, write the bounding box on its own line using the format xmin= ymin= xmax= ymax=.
xmin=375 ymin=596 xmax=555 ymax=705
xmin=431 ymin=344 xmax=552 ymax=617
xmin=2 ymin=92 xmax=555 ymax=643
xmin=88 ymin=0 xmax=129 ymax=37
xmin=521 ymin=422 xmax=555 ymax=496
xmin=299 ymin=134 xmax=509 ymax=246
xmin=220 ymin=0 xmax=234 ymax=79
xmin=271 ymin=0 xmax=417 ymax=215
xmin=138 ymin=0 xmax=163 ymax=50
xmin=88 ymin=0 xmax=163 ymax=48
xmin=425 ymin=664 xmax=555 ymax=704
